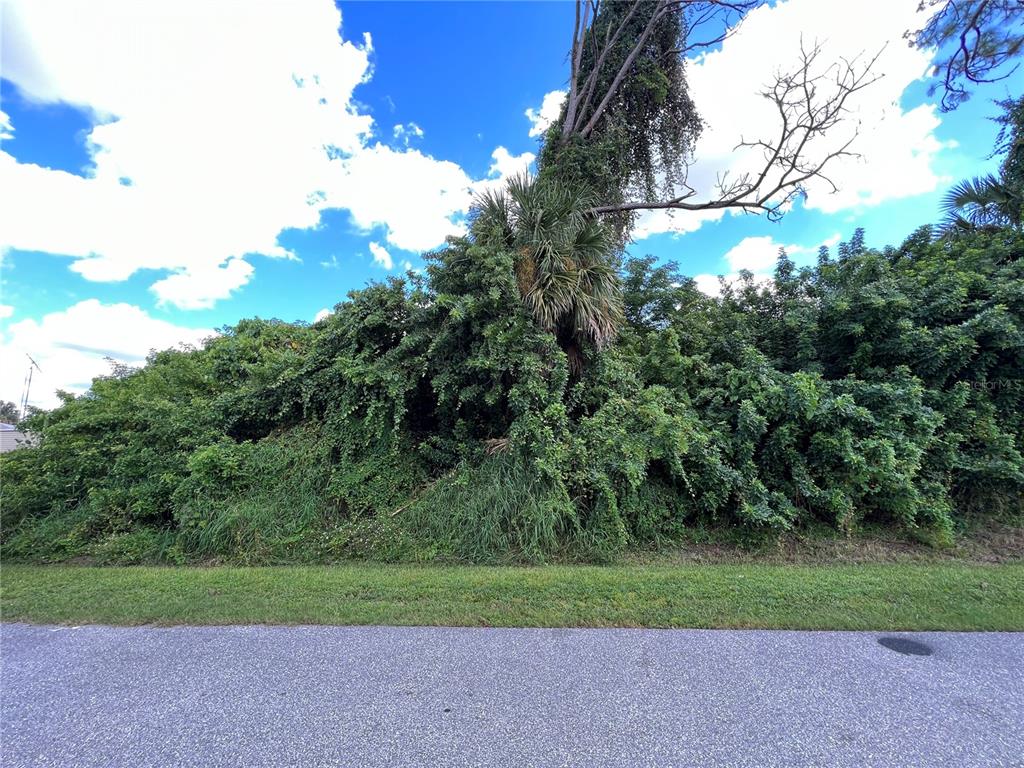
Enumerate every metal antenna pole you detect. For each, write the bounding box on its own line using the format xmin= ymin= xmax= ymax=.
xmin=20 ymin=354 xmax=42 ymax=419
xmin=20 ymin=369 xmax=30 ymax=419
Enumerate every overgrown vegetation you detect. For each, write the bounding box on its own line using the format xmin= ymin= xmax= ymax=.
xmin=3 ymin=218 xmax=1021 ymax=564
xmin=2 ymin=3 xmax=1022 ymax=566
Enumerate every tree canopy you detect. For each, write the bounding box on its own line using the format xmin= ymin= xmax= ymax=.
xmin=0 ymin=401 xmax=20 ymax=423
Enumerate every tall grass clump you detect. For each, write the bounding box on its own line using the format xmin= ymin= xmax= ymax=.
xmin=172 ymin=427 xmax=334 ymax=564
xmin=405 ymin=452 xmax=577 ymax=562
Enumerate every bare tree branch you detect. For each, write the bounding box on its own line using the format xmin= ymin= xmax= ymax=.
xmin=562 ymin=0 xmax=591 ymax=141
xmin=562 ymin=0 xmax=643 ymax=139
xmin=578 ymin=0 xmax=675 ymax=139
xmin=677 ymin=0 xmax=758 ymax=52
xmin=552 ymin=1 xmax=882 ymax=224
xmin=907 ymin=0 xmax=1024 ymax=111
xmin=589 ymin=41 xmax=884 ymax=217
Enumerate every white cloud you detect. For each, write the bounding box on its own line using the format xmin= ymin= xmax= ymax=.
xmin=392 ymin=122 xmax=424 ymax=146
xmin=722 ymin=235 xmax=790 ymax=273
xmin=0 ymin=304 xmax=13 ymax=320
xmin=485 ymin=146 xmax=535 ymax=180
xmin=634 ymin=0 xmax=948 ymax=239
xmin=691 ymin=271 xmax=774 ymax=298
xmin=368 ymin=241 xmax=393 ymax=270
xmin=149 ymin=257 xmax=255 ymax=310
xmin=470 ymin=146 xmax=536 ymax=199
xmin=313 ymin=307 xmax=332 ymax=323
xmin=0 ymin=299 xmax=211 ymax=408
xmin=0 ymin=0 xmax=532 ymax=308
xmin=0 ymin=109 xmax=12 ymax=140
xmin=693 ymin=232 xmax=840 ymax=296
xmin=326 ymin=144 xmax=534 ymax=253
xmin=818 ymin=232 xmax=842 ymax=251
xmin=691 ymin=274 xmax=722 ymax=296
xmin=401 ymin=259 xmax=413 ymax=272
xmin=325 ymin=143 xmax=476 ymax=252
xmin=526 ymin=90 xmax=566 ymax=138
xmin=0 ymin=0 xmax=372 ymax=308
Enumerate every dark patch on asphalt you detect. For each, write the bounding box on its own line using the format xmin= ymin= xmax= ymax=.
xmin=878 ymin=636 xmax=934 ymax=656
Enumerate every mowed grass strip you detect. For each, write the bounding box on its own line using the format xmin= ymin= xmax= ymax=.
xmin=2 ymin=564 xmax=1021 ymax=630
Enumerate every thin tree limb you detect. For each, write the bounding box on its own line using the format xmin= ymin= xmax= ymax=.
xmin=565 ymin=0 xmax=643 ymax=138
xmin=579 ymin=0 xmax=673 ymax=138
xmin=589 ymin=42 xmax=883 ymax=217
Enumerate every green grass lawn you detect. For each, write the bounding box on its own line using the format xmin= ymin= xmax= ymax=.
xmin=2 ymin=563 xmax=1022 ymax=630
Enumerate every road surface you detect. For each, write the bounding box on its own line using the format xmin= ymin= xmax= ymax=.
xmin=2 ymin=623 xmax=1021 ymax=767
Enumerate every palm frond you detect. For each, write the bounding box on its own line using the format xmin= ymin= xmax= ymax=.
xmin=942 ymin=173 xmax=1021 ymax=228
xmin=472 ymin=172 xmax=624 ymax=351
xmin=470 ymin=188 xmax=515 ymax=247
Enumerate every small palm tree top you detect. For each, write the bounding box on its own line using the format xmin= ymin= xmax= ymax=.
xmin=942 ymin=173 xmax=1022 ymax=230
xmin=471 ymin=174 xmax=623 ymax=351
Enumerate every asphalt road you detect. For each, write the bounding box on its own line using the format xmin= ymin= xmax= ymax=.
xmin=2 ymin=624 xmax=1021 ymax=767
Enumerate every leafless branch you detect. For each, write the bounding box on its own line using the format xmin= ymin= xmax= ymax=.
xmin=578 ymin=0 xmax=675 ymax=138
xmin=674 ymin=0 xmax=758 ymax=56
xmin=907 ymin=0 xmax=1024 ymax=111
xmin=590 ymin=41 xmax=884 ymax=217
xmin=563 ymin=0 xmax=591 ymax=140
xmin=562 ymin=0 xmax=643 ymax=139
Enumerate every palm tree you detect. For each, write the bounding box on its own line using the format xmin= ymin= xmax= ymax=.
xmin=471 ymin=174 xmax=623 ymax=368
xmin=942 ymin=174 xmax=1023 ymax=230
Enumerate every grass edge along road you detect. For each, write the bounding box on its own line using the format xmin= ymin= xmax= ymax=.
xmin=2 ymin=563 xmax=1022 ymax=630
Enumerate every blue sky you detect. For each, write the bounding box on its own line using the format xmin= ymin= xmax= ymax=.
xmin=0 ymin=0 xmax=1020 ymax=408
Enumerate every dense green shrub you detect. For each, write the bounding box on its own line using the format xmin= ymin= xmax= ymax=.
xmin=2 ymin=225 xmax=1021 ymax=564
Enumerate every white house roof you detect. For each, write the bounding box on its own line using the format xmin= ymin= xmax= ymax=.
xmin=0 ymin=423 xmax=30 ymax=452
